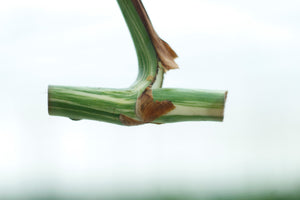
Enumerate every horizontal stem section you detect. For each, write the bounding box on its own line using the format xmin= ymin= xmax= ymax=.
xmin=152 ymin=88 xmax=227 ymax=123
xmin=48 ymin=85 xmax=227 ymax=125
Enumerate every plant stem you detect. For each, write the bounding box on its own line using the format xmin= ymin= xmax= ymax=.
xmin=48 ymin=0 xmax=228 ymax=125
xmin=48 ymin=86 xmax=227 ymax=125
xmin=117 ymin=0 xmax=159 ymax=95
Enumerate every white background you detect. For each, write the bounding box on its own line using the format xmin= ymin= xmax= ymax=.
xmin=0 ymin=0 xmax=300 ymax=198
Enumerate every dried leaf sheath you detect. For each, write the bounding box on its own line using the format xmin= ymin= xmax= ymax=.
xmin=131 ymin=0 xmax=179 ymax=71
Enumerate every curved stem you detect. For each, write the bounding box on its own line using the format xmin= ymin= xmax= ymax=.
xmin=117 ymin=0 xmax=161 ymax=94
xmin=47 ymin=0 xmax=228 ymax=126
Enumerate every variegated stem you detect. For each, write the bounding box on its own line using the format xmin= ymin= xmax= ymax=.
xmin=48 ymin=86 xmax=227 ymax=125
xmin=48 ymin=0 xmax=228 ymax=125
xmin=117 ymin=0 xmax=161 ymax=94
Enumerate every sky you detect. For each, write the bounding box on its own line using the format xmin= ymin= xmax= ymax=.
xmin=0 ymin=0 xmax=300 ymax=198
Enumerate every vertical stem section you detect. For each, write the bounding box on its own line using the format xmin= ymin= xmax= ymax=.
xmin=117 ymin=0 xmax=158 ymax=94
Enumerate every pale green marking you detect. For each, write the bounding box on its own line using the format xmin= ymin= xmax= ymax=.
xmin=167 ymin=105 xmax=224 ymax=117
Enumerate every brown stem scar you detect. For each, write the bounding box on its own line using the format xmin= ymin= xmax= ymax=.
xmin=146 ymin=75 xmax=154 ymax=81
xmin=136 ymin=87 xmax=175 ymax=122
xmin=119 ymin=114 xmax=145 ymax=126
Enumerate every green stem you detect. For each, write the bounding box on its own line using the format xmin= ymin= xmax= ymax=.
xmin=48 ymin=86 xmax=227 ymax=125
xmin=47 ymin=0 xmax=228 ymax=125
xmin=117 ymin=0 xmax=160 ymax=94
xmin=152 ymin=88 xmax=227 ymax=123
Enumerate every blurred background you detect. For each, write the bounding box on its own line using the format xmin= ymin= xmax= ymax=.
xmin=1 ymin=0 xmax=300 ymax=199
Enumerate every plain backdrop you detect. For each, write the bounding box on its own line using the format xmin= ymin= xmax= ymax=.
xmin=0 ymin=0 xmax=300 ymax=198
